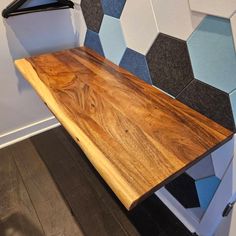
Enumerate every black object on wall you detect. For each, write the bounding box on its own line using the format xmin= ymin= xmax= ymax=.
xmin=2 ymin=0 xmax=74 ymax=18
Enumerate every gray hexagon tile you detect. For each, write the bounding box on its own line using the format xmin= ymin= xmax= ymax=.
xmin=146 ymin=33 xmax=194 ymax=97
xmin=177 ymin=80 xmax=235 ymax=131
xmin=81 ymin=0 xmax=104 ymax=33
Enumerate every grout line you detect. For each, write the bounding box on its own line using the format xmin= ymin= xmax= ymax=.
xmin=230 ymin=88 xmax=236 ymax=95
xmin=229 ymin=10 xmax=236 ymax=19
xmin=175 ymin=79 xmax=194 ymax=99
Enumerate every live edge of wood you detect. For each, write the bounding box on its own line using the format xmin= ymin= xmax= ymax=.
xmin=15 ymin=47 xmax=233 ymax=210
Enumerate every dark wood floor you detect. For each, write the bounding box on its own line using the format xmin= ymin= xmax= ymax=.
xmin=0 ymin=127 xmax=194 ymax=236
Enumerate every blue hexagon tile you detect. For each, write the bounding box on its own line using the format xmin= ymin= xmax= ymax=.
xmin=84 ymin=30 xmax=105 ymax=57
xmin=196 ymin=176 xmax=221 ymax=210
xmin=187 ymin=16 xmax=236 ymax=94
xmin=99 ymin=15 xmax=126 ymax=65
xmin=101 ymin=0 xmax=126 ymax=19
xmin=119 ymin=48 xmax=152 ymax=84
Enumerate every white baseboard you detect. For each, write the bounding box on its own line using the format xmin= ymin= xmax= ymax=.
xmin=0 ymin=117 xmax=60 ymax=149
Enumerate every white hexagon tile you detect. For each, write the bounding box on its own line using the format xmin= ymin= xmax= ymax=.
xmin=151 ymin=0 xmax=205 ymax=40
xmin=189 ymin=0 xmax=236 ymax=18
xmin=120 ymin=0 xmax=159 ymax=55
xmin=211 ymin=138 xmax=235 ymax=179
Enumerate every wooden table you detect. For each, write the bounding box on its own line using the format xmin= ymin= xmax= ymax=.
xmin=15 ymin=47 xmax=233 ymax=210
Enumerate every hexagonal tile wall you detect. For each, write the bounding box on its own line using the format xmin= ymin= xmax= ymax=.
xmin=99 ymin=15 xmax=126 ymax=64
xmin=81 ymin=0 xmax=104 ymax=33
xmin=101 ymin=0 xmax=126 ymax=18
xmin=146 ymin=33 xmax=194 ymax=97
xmin=120 ymin=0 xmax=159 ymax=55
xmin=189 ymin=0 xmax=236 ymax=18
xmin=151 ymin=0 xmax=205 ymax=40
xmin=183 ymin=15 xmax=236 ymax=131
xmin=119 ymin=48 xmax=152 ymax=84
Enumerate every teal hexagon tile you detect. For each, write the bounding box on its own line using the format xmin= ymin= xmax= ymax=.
xmin=196 ymin=176 xmax=221 ymax=210
xmin=230 ymin=90 xmax=236 ymax=123
xmin=99 ymin=15 xmax=126 ymax=64
xmin=101 ymin=0 xmax=126 ymax=19
xmin=186 ymin=155 xmax=215 ymax=180
xmin=119 ymin=48 xmax=152 ymax=84
xmin=187 ymin=16 xmax=236 ymax=94
xmin=84 ymin=30 xmax=105 ymax=57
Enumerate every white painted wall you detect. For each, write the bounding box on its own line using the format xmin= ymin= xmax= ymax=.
xmin=0 ymin=0 xmax=86 ymax=147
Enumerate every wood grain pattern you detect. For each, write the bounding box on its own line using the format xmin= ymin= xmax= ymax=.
xmin=15 ymin=47 xmax=233 ymax=210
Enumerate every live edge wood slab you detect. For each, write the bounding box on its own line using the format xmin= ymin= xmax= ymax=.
xmin=15 ymin=47 xmax=233 ymax=210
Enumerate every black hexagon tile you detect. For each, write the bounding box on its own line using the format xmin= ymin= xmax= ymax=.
xmin=81 ymin=0 xmax=104 ymax=33
xmin=177 ymin=80 xmax=235 ymax=131
xmin=146 ymin=33 xmax=194 ymax=97
xmin=165 ymin=173 xmax=200 ymax=208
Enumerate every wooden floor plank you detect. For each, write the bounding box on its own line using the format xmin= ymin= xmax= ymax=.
xmin=8 ymin=139 xmax=83 ymax=236
xmin=0 ymin=147 xmax=44 ymax=236
xmin=31 ymin=128 xmax=139 ymax=236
